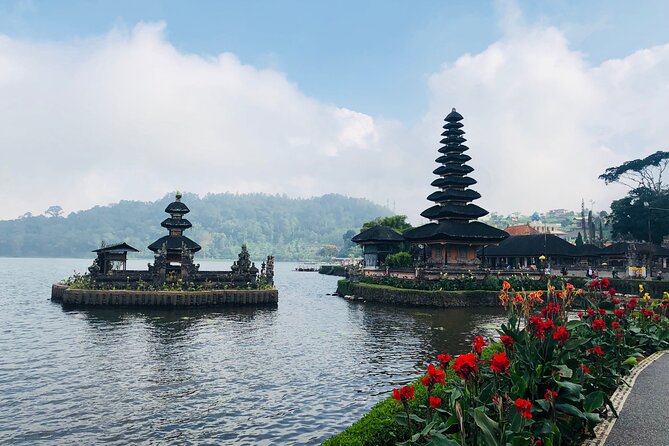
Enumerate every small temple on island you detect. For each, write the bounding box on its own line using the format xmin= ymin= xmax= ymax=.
xmin=352 ymin=108 xmax=508 ymax=272
xmin=53 ymin=192 xmax=276 ymax=306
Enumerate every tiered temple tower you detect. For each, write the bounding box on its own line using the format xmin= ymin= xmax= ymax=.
xmin=404 ymin=109 xmax=507 ymax=267
xmin=148 ymin=192 xmax=202 ymax=268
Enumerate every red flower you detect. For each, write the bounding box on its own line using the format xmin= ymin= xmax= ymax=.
xmin=586 ymin=308 xmax=595 ymax=317
xmin=529 ymin=316 xmax=546 ymax=337
xmin=541 ymin=302 xmax=561 ymax=319
xmin=609 ymin=288 xmax=617 ymax=297
xmin=502 ymin=280 xmax=511 ymax=290
xmin=598 ymin=308 xmax=607 ymax=316
xmin=611 ymin=321 xmax=621 ymax=330
xmin=553 ymin=325 xmax=570 ymax=344
xmin=500 ymin=335 xmax=514 ymax=348
xmin=472 ymin=335 xmax=488 ymax=354
xmin=614 ymin=309 xmax=625 ymax=318
xmin=566 ymin=283 xmax=575 ymax=291
xmin=588 ymin=345 xmax=605 ymax=356
xmin=542 ymin=319 xmax=556 ymax=331
xmin=429 ymin=396 xmax=442 ymax=409
xmin=544 ymin=389 xmax=558 ymax=401
xmin=489 ymin=352 xmax=511 ymax=374
xmin=392 ymin=385 xmax=415 ymax=402
xmin=601 ymin=278 xmax=610 ymax=288
xmin=642 ymin=308 xmax=654 ymax=319
xmin=514 ymin=398 xmax=533 ymax=419
xmin=580 ymin=363 xmax=591 ymax=374
xmin=592 ymin=319 xmax=606 ymax=331
xmin=577 ymin=311 xmax=584 ymax=318
xmin=452 ymin=353 xmax=478 ymax=380
xmin=612 ymin=297 xmax=620 ymax=304
xmin=421 ymin=363 xmax=446 ymax=387
xmin=627 ymin=298 xmax=637 ymax=310
xmin=654 ymin=314 xmax=662 ymax=322
xmin=437 ymin=353 xmax=452 ymax=369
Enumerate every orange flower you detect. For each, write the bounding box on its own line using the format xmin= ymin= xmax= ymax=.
xmin=502 ymin=280 xmax=511 ymax=290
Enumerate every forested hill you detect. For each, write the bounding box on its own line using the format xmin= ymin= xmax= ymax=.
xmin=0 ymin=193 xmax=390 ymax=260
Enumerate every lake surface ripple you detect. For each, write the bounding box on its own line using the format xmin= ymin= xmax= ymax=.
xmin=0 ymin=258 xmax=504 ymax=445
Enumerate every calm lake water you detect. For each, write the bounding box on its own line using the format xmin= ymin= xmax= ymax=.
xmin=0 ymin=257 xmax=505 ymax=445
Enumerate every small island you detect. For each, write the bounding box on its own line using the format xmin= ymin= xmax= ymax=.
xmin=51 ymin=192 xmax=277 ymax=306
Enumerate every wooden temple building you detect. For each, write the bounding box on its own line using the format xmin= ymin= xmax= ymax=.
xmin=402 ymin=109 xmax=508 ymax=267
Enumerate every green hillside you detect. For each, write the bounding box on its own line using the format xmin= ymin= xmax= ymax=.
xmin=0 ymin=193 xmax=389 ymax=260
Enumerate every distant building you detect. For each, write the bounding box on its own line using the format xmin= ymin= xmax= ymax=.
xmin=528 ymin=220 xmax=566 ymax=236
xmin=351 ymin=225 xmax=403 ymax=268
xmin=504 ymin=224 xmax=539 ymax=236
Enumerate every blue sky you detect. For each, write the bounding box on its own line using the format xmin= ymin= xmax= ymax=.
xmin=4 ymin=0 xmax=668 ymax=122
xmin=1 ymin=0 xmax=669 ymax=220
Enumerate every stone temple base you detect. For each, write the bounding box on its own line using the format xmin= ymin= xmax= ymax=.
xmin=51 ymin=284 xmax=278 ymax=307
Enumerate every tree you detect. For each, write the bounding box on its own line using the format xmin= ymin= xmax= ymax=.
xmin=361 ymin=215 xmax=413 ymax=233
xmin=575 ymin=232 xmax=584 ymax=247
xmin=44 ymin=205 xmax=63 ymax=218
xmin=599 ymin=150 xmax=669 ymax=192
xmin=609 ymin=188 xmax=669 ymax=244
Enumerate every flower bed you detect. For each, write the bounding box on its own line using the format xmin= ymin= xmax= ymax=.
xmin=325 ymin=280 xmax=669 ymax=445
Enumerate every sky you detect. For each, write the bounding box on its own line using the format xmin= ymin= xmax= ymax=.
xmin=1 ymin=0 xmax=669 ymax=223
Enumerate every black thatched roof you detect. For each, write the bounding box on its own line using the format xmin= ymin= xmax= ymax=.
xmin=600 ymin=242 xmax=629 ymax=255
xmin=483 ymin=234 xmax=577 ymax=257
xmin=433 ymin=164 xmax=474 ymax=176
xmin=404 ymin=221 xmax=508 ymax=243
xmin=436 ymin=154 xmax=471 ymax=164
xmin=93 ymin=242 xmax=139 ymax=253
xmin=161 ymin=217 xmax=192 ymax=230
xmin=575 ymin=244 xmax=603 ymax=257
xmin=421 ymin=203 xmax=489 ymax=220
xmin=431 ymin=176 xmax=477 ymax=188
xmin=165 ymin=201 xmax=190 ymax=214
xmin=438 ymin=144 xmax=469 ymax=154
xmin=148 ymin=235 xmax=202 ymax=253
xmin=351 ymin=225 xmax=404 ymax=243
xmin=427 ymin=189 xmax=481 ymax=202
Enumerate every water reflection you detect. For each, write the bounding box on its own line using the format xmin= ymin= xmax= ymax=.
xmin=1 ymin=258 xmax=507 ymax=445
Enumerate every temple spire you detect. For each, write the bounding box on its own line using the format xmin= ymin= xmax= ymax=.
xmin=420 ymin=109 xmax=489 ymax=221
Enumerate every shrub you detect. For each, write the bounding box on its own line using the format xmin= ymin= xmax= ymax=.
xmin=386 ymin=252 xmax=413 ymax=268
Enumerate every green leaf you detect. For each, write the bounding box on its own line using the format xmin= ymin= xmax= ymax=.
xmin=410 ymin=413 xmax=426 ymax=423
xmin=556 ymin=403 xmax=586 ymax=419
xmin=554 ymin=380 xmax=583 ymax=400
xmin=585 ymin=412 xmax=602 ymax=428
xmin=566 ymin=320 xmax=586 ymax=330
xmin=564 ymin=337 xmax=590 ymax=351
xmin=474 ymin=408 xmax=500 ymax=446
xmin=553 ymin=364 xmax=573 ymax=379
xmin=623 ymin=357 xmax=638 ymax=366
xmin=427 ymin=433 xmax=461 ymax=446
xmin=584 ymin=391 xmax=605 ymax=413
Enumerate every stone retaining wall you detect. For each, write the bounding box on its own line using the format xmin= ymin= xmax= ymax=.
xmin=51 ymin=284 xmax=278 ymax=306
xmin=337 ymin=281 xmax=500 ymax=308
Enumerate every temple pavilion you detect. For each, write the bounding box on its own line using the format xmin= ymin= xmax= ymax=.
xmin=148 ymin=192 xmax=202 ymax=271
xmin=403 ymin=108 xmax=508 ymax=267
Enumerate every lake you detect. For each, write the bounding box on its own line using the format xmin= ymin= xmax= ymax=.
xmin=0 ymin=257 xmax=505 ymax=445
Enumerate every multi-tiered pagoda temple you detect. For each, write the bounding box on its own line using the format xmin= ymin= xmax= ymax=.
xmin=148 ymin=192 xmax=202 ymax=266
xmin=404 ymin=108 xmax=508 ymax=267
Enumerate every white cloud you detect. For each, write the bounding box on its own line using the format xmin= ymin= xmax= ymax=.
xmin=422 ymin=15 xmax=669 ymax=217
xmin=0 ymin=22 xmax=409 ymax=219
xmin=1 ymin=15 xmax=669 ymax=224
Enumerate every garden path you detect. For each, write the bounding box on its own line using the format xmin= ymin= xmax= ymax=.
xmin=604 ymin=352 xmax=669 ymax=445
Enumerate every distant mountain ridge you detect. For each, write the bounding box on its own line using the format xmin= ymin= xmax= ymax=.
xmin=0 ymin=193 xmax=390 ymax=260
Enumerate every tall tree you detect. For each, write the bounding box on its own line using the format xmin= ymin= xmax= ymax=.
xmin=599 ymin=150 xmax=669 ymax=192
xmin=361 ymin=215 xmax=413 ymax=233
xmin=575 ymin=232 xmax=584 ymax=247
xmin=44 ymin=205 xmax=63 ymax=218
xmin=609 ymin=188 xmax=669 ymax=244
